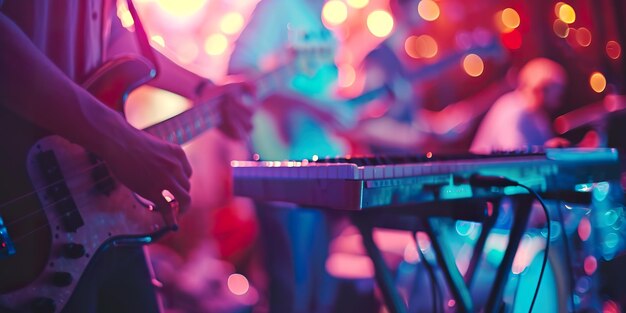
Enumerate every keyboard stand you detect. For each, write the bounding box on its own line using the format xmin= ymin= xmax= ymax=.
xmin=350 ymin=195 xmax=535 ymax=313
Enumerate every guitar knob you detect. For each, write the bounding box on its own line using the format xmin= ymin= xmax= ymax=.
xmin=51 ymin=271 xmax=73 ymax=287
xmin=62 ymin=243 xmax=85 ymax=259
xmin=31 ymin=297 xmax=56 ymax=313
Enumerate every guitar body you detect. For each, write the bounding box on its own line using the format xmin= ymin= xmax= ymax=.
xmin=0 ymin=57 xmax=172 ymax=313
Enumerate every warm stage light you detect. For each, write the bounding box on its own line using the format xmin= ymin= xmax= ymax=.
xmin=576 ymin=27 xmax=592 ymax=47
xmin=405 ymin=35 xmax=438 ymax=59
xmin=501 ymin=8 xmax=520 ymax=29
xmin=347 ymin=0 xmax=369 ymax=9
xmin=227 ymin=273 xmax=250 ymax=296
xmin=405 ymin=36 xmax=420 ymax=58
xmin=322 ymin=0 xmax=348 ymax=26
xmin=418 ymin=0 xmax=440 ymax=22
xmin=590 ymin=72 xmax=607 ymax=93
xmin=156 ymin=0 xmax=207 ymax=17
xmin=150 ymin=35 xmax=165 ymax=47
xmin=367 ymin=10 xmax=394 ymax=38
xmin=220 ymin=12 xmax=245 ymax=35
xmin=463 ymin=54 xmax=484 ymax=77
xmin=416 ymin=35 xmax=438 ymax=58
xmin=558 ymin=3 xmax=576 ymax=24
xmin=553 ymin=19 xmax=569 ymax=38
xmin=606 ymin=40 xmax=622 ymax=59
xmin=204 ymin=33 xmax=228 ymax=56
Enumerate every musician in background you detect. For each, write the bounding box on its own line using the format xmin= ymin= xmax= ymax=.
xmin=470 ymin=58 xmax=566 ymax=154
xmin=228 ymin=0 xmax=353 ymax=312
xmin=0 ymin=1 xmax=252 ymax=312
xmin=344 ymin=0 xmax=509 ymax=154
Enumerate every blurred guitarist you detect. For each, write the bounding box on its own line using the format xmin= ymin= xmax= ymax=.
xmin=228 ymin=0 xmax=351 ymax=312
xmin=0 ymin=0 xmax=252 ymax=312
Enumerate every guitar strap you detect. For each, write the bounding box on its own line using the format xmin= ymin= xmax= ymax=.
xmin=125 ymin=0 xmax=160 ymax=78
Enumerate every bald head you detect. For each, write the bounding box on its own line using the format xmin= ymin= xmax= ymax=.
xmin=518 ymin=58 xmax=567 ymax=110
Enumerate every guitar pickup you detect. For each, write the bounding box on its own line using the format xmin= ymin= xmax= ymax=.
xmin=0 ymin=216 xmax=16 ymax=259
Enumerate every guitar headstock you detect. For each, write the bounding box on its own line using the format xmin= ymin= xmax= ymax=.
xmin=287 ymin=27 xmax=337 ymax=77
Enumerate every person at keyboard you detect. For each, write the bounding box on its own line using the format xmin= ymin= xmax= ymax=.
xmin=470 ymin=58 xmax=567 ymax=154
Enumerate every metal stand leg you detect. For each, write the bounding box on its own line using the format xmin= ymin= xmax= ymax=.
xmin=353 ymin=214 xmax=407 ymax=313
xmin=484 ymin=195 xmax=534 ymax=313
xmin=424 ymin=218 xmax=474 ymax=313
xmin=465 ymin=201 xmax=500 ymax=287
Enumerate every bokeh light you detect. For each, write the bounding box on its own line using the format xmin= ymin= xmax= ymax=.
xmin=590 ymin=72 xmax=607 ymax=93
xmin=151 ymin=35 xmax=165 ymax=47
xmin=156 ymin=0 xmax=207 ymax=17
xmin=501 ymin=8 xmax=520 ymax=29
xmin=553 ymin=19 xmax=569 ymax=38
xmin=606 ymin=41 xmax=622 ymax=59
xmin=322 ymin=0 xmax=348 ymax=26
xmin=418 ymin=0 xmax=440 ymax=22
xmin=367 ymin=10 xmax=394 ymax=38
xmin=558 ymin=3 xmax=576 ymax=24
xmin=501 ymin=29 xmax=522 ymax=50
xmin=414 ymin=35 xmax=438 ymax=58
xmin=347 ymin=0 xmax=369 ymax=9
xmin=584 ymin=255 xmax=598 ymax=275
xmin=117 ymin=2 xmax=134 ymax=29
xmin=463 ymin=54 xmax=484 ymax=77
xmin=405 ymin=36 xmax=420 ymax=58
xmin=220 ymin=12 xmax=245 ymax=35
xmin=204 ymin=33 xmax=228 ymax=56
xmin=227 ymin=273 xmax=250 ymax=296
xmin=603 ymin=300 xmax=621 ymax=313
xmin=576 ymin=27 xmax=592 ymax=47
xmin=578 ymin=217 xmax=591 ymax=241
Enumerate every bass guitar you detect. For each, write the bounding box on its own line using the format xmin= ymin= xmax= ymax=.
xmin=0 ymin=56 xmax=227 ymax=313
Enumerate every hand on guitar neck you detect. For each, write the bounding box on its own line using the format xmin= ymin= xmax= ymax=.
xmin=194 ymin=80 xmax=257 ymax=142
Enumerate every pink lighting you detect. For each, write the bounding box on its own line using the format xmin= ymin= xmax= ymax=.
xmin=584 ymin=256 xmax=597 ymax=275
xmin=578 ymin=217 xmax=591 ymax=241
xmin=227 ymin=273 xmax=250 ymax=296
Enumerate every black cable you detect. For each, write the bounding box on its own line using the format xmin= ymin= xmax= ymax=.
xmin=413 ymin=231 xmax=442 ymax=313
xmin=468 ymin=175 xmax=551 ymax=313
xmin=513 ymin=185 xmax=551 ymax=313
xmin=556 ymin=200 xmax=577 ymax=312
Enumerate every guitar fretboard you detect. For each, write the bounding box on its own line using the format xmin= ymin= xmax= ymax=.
xmin=143 ymin=96 xmax=222 ymax=145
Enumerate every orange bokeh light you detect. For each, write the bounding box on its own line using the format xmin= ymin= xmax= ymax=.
xmin=418 ymin=0 xmax=440 ymax=22
xmin=463 ymin=54 xmax=484 ymax=77
xmin=501 ymin=8 xmax=520 ymax=29
xmin=558 ymin=3 xmax=576 ymax=24
xmin=590 ymin=72 xmax=607 ymax=93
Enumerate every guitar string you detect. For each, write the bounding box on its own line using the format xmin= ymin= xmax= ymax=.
xmin=0 ymin=106 xmax=220 ymax=212
xmin=3 ymin=110 xmax=223 ymax=242
xmin=4 ymin=172 xmax=122 ymax=229
xmin=1 ymin=52 xmax=312 ymax=234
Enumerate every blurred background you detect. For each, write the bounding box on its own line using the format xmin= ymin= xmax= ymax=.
xmin=115 ymin=0 xmax=626 ymax=312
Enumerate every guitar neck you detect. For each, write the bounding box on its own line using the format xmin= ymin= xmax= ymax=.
xmin=254 ymin=64 xmax=297 ymax=101
xmin=142 ymin=96 xmax=223 ymax=145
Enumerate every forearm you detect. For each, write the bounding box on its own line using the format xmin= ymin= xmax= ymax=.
xmin=0 ymin=13 xmax=137 ymax=158
xmin=147 ymin=49 xmax=213 ymax=99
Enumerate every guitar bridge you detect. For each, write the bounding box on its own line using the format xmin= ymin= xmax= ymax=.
xmin=0 ymin=216 xmax=16 ymax=259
